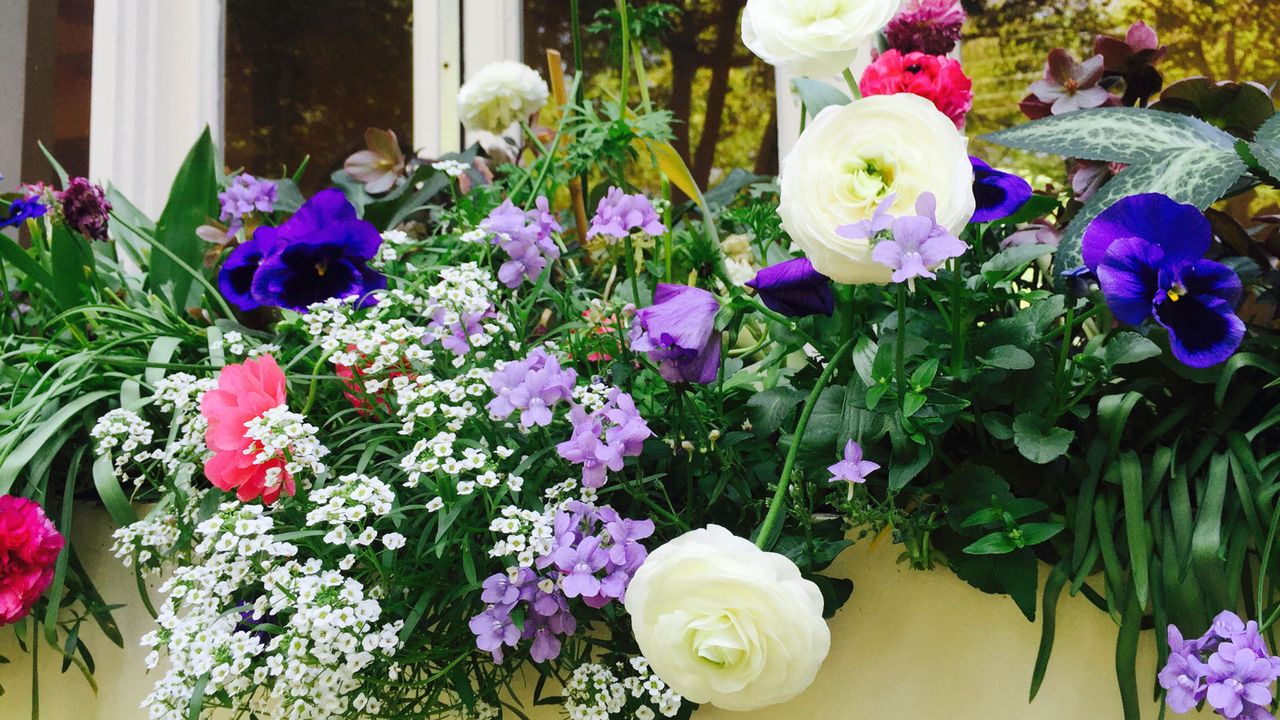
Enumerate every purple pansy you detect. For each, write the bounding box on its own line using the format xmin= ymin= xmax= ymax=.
xmin=866 ymin=192 xmax=968 ymax=290
xmin=970 ymin=156 xmax=1033 ymax=223
xmin=0 ymin=197 xmax=47 ymax=229
xmin=218 ymin=174 xmax=278 ymax=236
xmin=482 ymin=197 xmax=562 ymax=288
xmin=586 ymin=187 xmax=665 ymax=240
xmin=828 ymin=440 xmax=880 ymax=489
xmin=487 ymin=348 xmax=577 ymax=429
xmin=1082 ymin=193 xmax=1244 ymax=368
xmin=629 ymin=283 xmax=721 ymax=384
xmin=219 ymin=188 xmax=385 ymax=313
xmin=746 ymin=257 xmax=835 ymax=318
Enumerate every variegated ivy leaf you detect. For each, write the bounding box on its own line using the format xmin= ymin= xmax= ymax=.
xmin=1054 ymin=147 xmax=1248 ymax=272
xmin=982 ymin=107 xmax=1238 ymax=163
xmin=1249 ymin=113 xmax=1280 ymax=183
xmin=983 ymin=108 xmax=1249 ymax=273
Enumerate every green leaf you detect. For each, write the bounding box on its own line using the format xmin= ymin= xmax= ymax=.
xmin=92 ymin=455 xmax=136 ymax=527
xmin=1018 ymin=521 xmax=1064 ymax=546
xmin=0 ymin=390 xmax=112 ymax=494
xmin=964 ymin=531 xmax=1018 ymax=555
xmin=1117 ymin=452 xmax=1150 ymax=608
xmin=910 ymin=357 xmax=940 ymax=389
xmin=39 ymin=141 xmax=70 ymax=187
xmin=888 ymin=435 xmax=933 ymax=491
xmin=1116 ymin=585 xmax=1142 ymax=720
xmin=746 ymin=386 xmax=805 ymax=436
xmin=49 ymin=224 xmax=96 ymax=308
xmin=1012 ymin=413 xmax=1075 ymax=464
xmin=1249 ymin=113 xmax=1280 ymax=181
xmin=147 ymin=127 xmax=220 ymax=313
xmin=982 ymin=107 xmax=1237 ymax=164
xmin=1029 ymin=562 xmax=1069 ymax=701
xmin=903 ymin=391 xmax=927 ymax=417
xmin=0 ymin=233 xmax=56 ymax=293
xmin=792 ymin=78 xmax=850 ymax=118
xmin=980 ymin=345 xmax=1035 ymax=370
xmin=1103 ymin=331 xmax=1162 ymax=369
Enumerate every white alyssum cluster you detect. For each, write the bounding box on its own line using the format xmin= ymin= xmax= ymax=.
xmin=305 ymin=295 xmax=434 ymax=376
xmin=144 ymin=373 xmax=218 ymax=474
xmin=457 ymin=61 xmax=549 ymax=135
xmin=422 ymin=262 xmax=515 ymax=363
xmin=487 ymin=505 xmax=554 ymax=569
xmin=373 ymin=229 xmax=419 ymax=269
xmin=572 ymin=380 xmax=614 ymax=414
xmin=391 ymin=369 xmax=490 ymax=436
xmin=306 ymin=473 xmax=400 ymax=548
xmin=431 ymin=159 xmax=470 ymax=178
xmin=91 ymin=408 xmax=154 ymax=484
xmin=243 ymin=404 xmax=330 ymax=485
xmin=111 ymin=516 xmax=182 ymax=570
xmin=563 ymin=656 xmax=682 ymax=720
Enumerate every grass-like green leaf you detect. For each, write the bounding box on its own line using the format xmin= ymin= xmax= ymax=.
xmin=147 ymin=127 xmax=219 ymax=313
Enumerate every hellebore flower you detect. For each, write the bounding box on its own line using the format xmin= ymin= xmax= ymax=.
xmin=343 ymin=128 xmax=406 ymax=195
xmin=246 ymin=188 xmax=385 ymax=312
xmin=58 ymin=177 xmax=112 ymax=241
xmin=866 ymin=192 xmax=968 ymax=290
xmin=970 ymin=156 xmax=1032 ymax=223
xmin=586 ymin=187 xmax=665 ymax=241
xmin=629 ymin=284 xmax=721 ymax=385
xmin=1094 ymin=21 xmax=1167 ymax=106
xmin=1083 ymin=193 xmax=1244 ymax=368
xmin=859 ymin=50 xmax=974 ymax=128
xmin=745 ymin=257 xmax=835 ymax=318
xmin=0 ymin=198 xmax=47 ymax=229
xmin=1023 ymin=49 xmax=1112 ymax=118
xmin=883 ymin=0 xmax=966 ymax=56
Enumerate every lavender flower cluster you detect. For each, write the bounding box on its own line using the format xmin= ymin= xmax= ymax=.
xmin=470 ymin=502 xmax=654 ymax=664
xmin=218 ymin=173 xmax=278 ymax=237
xmin=480 ymin=197 xmax=562 ymax=288
xmin=556 ymin=388 xmax=652 ymax=488
xmin=487 ymin=348 xmax=577 ymax=429
xmin=1161 ymin=611 xmax=1280 ymax=719
xmin=586 ymin=187 xmax=666 ymax=241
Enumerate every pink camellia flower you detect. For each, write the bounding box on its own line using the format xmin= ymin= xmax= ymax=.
xmin=859 ymin=50 xmax=974 ymax=128
xmin=0 ymin=495 xmax=65 ymax=626
xmin=200 ymin=354 xmax=293 ymax=504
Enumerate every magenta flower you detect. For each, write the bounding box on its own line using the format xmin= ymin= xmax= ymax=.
xmin=868 ymin=192 xmax=968 ymax=290
xmin=586 ymin=187 xmax=665 ymax=240
xmin=57 ymin=177 xmax=112 ymax=241
xmin=828 ymin=440 xmax=880 ymax=487
xmin=883 ymin=0 xmax=966 ymax=55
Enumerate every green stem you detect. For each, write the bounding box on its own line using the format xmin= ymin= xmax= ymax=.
xmin=661 ymin=178 xmax=673 ymax=282
xmin=616 ymin=0 xmax=631 ymax=112
xmin=841 ymin=67 xmax=863 ymax=100
xmin=1051 ymin=300 xmax=1076 ymax=419
xmin=895 ymin=284 xmax=908 ymax=412
xmin=623 ymin=233 xmax=642 ymax=303
xmin=31 ymin=618 xmax=39 ymax=720
xmin=300 ymin=349 xmax=332 ymax=416
xmin=756 ymin=337 xmax=855 ymax=550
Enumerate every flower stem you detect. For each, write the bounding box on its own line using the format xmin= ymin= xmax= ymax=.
xmin=616 ymin=0 xmax=631 ymax=112
xmin=623 ymin=233 xmax=642 ymax=303
xmin=841 ymin=67 xmax=863 ymax=100
xmin=756 ymin=336 xmax=855 ymax=550
xmin=895 ymin=283 xmax=908 ymax=412
xmin=1050 ymin=300 xmax=1076 ymax=419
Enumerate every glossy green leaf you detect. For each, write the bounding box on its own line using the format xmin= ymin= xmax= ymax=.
xmin=792 ymin=78 xmax=850 ymax=118
xmin=1029 ymin=561 xmax=1069 ymax=701
xmin=147 ymin=127 xmax=219 ymax=313
xmin=1117 ymin=452 xmax=1150 ymax=608
xmin=1012 ymin=413 xmax=1075 ymax=464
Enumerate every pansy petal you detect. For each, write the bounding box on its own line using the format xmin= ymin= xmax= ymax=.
xmin=1181 ymin=259 xmax=1243 ymax=306
xmin=1082 ymin=194 xmax=1210 ymax=272
xmin=1096 ymin=236 xmax=1163 ymax=325
xmin=1153 ymin=293 xmax=1244 ymax=368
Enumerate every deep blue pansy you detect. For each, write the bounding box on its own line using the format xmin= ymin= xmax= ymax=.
xmin=746 ymin=257 xmax=835 ymax=318
xmin=1082 ymin=193 xmax=1244 ymax=368
xmin=219 ymin=188 xmax=384 ymax=313
xmin=970 ymin=156 xmax=1033 ymax=223
xmin=0 ymin=198 xmax=48 ymax=229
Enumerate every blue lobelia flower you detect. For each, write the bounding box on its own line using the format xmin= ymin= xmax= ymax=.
xmin=219 ymin=188 xmax=384 ymax=313
xmin=969 ymin=156 xmax=1032 ymax=223
xmin=0 ymin=197 xmax=48 ymax=229
xmin=746 ymin=256 xmax=835 ymax=318
xmin=1082 ymin=193 xmax=1244 ymax=368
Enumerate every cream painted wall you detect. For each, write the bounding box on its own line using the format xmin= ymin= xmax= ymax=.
xmin=0 ymin=508 xmax=1213 ymax=720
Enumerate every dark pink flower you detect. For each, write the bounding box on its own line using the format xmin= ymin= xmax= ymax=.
xmin=860 ymin=50 xmax=973 ymax=128
xmin=58 ymin=177 xmax=112 ymax=241
xmin=884 ymin=0 xmax=966 ymax=56
xmin=0 ymin=495 xmax=64 ymax=626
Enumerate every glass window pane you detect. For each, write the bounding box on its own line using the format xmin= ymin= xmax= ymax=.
xmin=224 ymin=0 xmax=414 ymax=193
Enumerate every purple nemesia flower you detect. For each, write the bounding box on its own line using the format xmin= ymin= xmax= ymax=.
xmin=746 ymin=257 xmax=835 ymax=318
xmin=884 ymin=0 xmax=966 ymax=55
xmin=523 ymin=614 xmax=563 ymax=663
xmin=553 ymin=534 xmax=607 ymax=599
xmin=0 ymin=197 xmax=48 ymax=229
xmin=586 ymin=187 xmax=665 ymax=241
xmin=226 ymin=188 xmax=385 ymax=313
xmin=1160 ymin=628 xmax=1211 ymax=714
xmin=603 ymin=515 xmax=655 ymax=570
xmin=1082 ymin=193 xmax=1244 ymax=368
xmin=868 ymin=192 xmax=968 ymax=290
xmin=828 ymin=440 xmax=881 ymax=486
xmin=57 ymin=177 xmax=112 ymax=241
xmin=468 ymin=606 xmax=520 ymax=663
xmin=556 ymin=391 xmax=650 ymax=489
xmin=1207 ymin=644 xmax=1277 ymax=719
xmin=218 ymin=174 xmax=278 ymax=237
xmin=487 ymin=348 xmax=577 ymax=429
xmin=481 ymin=568 xmax=536 ymax=607
xmin=427 ymin=305 xmax=495 ymax=356
xmin=482 ymin=197 xmax=562 ymax=288
xmin=970 ymin=156 xmax=1032 ymax=223
xmin=629 ymin=283 xmax=721 ymax=384
xmin=1160 ymin=613 xmax=1280 ymax=719
xmin=837 ymin=194 xmax=897 ymax=242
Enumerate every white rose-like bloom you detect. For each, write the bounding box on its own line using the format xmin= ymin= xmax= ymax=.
xmin=779 ymin=93 xmax=975 ymax=284
xmin=624 ymin=525 xmax=830 ymax=711
xmin=457 ymin=61 xmax=550 ymax=135
xmin=741 ymin=0 xmax=901 ymax=78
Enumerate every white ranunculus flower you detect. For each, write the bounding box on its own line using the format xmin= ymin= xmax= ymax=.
xmin=624 ymin=525 xmax=830 ymax=712
xmin=778 ymin=93 xmax=975 ymax=284
xmin=457 ymin=61 xmax=550 ymax=135
xmin=741 ymin=0 xmax=901 ymax=78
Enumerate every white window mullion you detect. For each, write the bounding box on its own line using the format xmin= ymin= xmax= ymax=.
xmin=461 ymin=0 xmax=522 ymax=75
xmin=90 ymin=0 xmax=225 ymax=219
xmin=413 ymin=0 xmax=462 ymax=158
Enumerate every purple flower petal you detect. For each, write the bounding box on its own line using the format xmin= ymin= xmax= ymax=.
xmin=1082 ymin=194 xmax=1211 ymax=273
xmin=745 ymin=257 xmax=835 ymax=318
